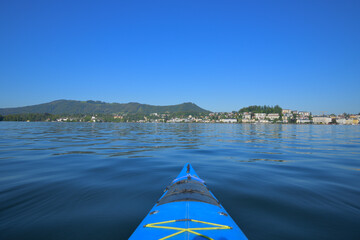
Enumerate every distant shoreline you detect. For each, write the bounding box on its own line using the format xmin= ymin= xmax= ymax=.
xmin=0 ymin=121 xmax=358 ymax=126
xmin=1 ymin=110 xmax=359 ymax=125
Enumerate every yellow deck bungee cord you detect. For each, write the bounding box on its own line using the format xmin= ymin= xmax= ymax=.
xmin=144 ymin=219 xmax=232 ymax=240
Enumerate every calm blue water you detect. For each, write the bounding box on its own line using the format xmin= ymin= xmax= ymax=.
xmin=0 ymin=122 xmax=359 ymax=240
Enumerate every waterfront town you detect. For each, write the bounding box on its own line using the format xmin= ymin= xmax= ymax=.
xmin=55 ymin=109 xmax=360 ymax=125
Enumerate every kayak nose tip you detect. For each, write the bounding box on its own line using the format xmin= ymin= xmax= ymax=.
xmin=186 ymin=163 xmax=191 ymax=173
xmin=178 ymin=163 xmax=200 ymax=180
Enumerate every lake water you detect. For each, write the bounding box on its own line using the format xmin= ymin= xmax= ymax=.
xmin=0 ymin=122 xmax=359 ymax=240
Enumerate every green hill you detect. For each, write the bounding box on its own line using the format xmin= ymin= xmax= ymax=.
xmin=0 ymin=100 xmax=210 ymax=115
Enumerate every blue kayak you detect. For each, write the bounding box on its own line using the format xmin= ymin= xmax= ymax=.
xmin=129 ymin=164 xmax=248 ymax=240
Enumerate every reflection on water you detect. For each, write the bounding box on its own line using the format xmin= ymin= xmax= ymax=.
xmin=0 ymin=122 xmax=360 ymax=240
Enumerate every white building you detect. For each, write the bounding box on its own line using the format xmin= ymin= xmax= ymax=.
xmin=221 ymin=119 xmax=237 ymax=123
xmin=336 ymin=118 xmax=358 ymax=125
xmin=282 ymin=109 xmax=292 ymax=114
xmin=313 ymin=117 xmax=332 ymax=124
xmin=267 ymin=113 xmax=280 ymax=120
xmin=57 ymin=118 xmax=68 ymax=122
xmin=243 ymin=113 xmax=252 ymax=120
xmin=298 ymin=111 xmax=311 ymax=117
xmin=254 ymin=113 xmax=266 ymax=120
xmin=258 ymin=119 xmax=270 ymax=123
xmin=241 ymin=118 xmax=255 ymax=123
xmin=297 ymin=119 xmax=312 ymax=124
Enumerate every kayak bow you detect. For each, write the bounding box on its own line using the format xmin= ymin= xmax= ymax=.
xmin=129 ymin=164 xmax=248 ymax=240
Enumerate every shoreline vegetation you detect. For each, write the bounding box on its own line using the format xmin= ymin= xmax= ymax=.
xmin=0 ymin=105 xmax=359 ymax=125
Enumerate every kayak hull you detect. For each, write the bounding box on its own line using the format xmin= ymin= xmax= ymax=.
xmin=129 ymin=164 xmax=248 ymax=240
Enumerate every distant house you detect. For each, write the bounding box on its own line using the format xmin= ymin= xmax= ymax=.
xmin=282 ymin=109 xmax=292 ymax=114
xmin=221 ymin=119 xmax=237 ymax=123
xmin=243 ymin=113 xmax=252 ymax=120
xmin=57 ymin=118 xmax=68 ymax=122
xmin=282 ymin=115 xmax=289 ymax=123
xmin=267 ymin=113 xmax=280 ymax=120
xmin=298 ymin=111 xmax=311 ymax=117
xmin=337 ymin=117 xmax=359 ymax=125
xmin=242 ymin=118 xmax=255 ymax=123
xmin=167 ymin=118 xmax=181 ymax=123
xmin=254 ymin=113 xmax=266 ymax=120
xmin=282 ymin=113 xmax=293 ymax=122
xmin=336 ymin=118 xmax=349 ymax=125
xmin=259 ymin=119 xmax=269 ymax=123
xmin=313 ymin=116 xmax=331 ymax=124
xmin=241 ymin=113 xmax=254 ymax=123
xmin=350 ymin=115 xmax=360 ymax=124
xmin=296 ymin=119 xmax=311 ymax=124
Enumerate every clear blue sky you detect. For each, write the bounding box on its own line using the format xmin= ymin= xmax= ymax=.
xmin=0 ymin=0 xmax=359 ymax=114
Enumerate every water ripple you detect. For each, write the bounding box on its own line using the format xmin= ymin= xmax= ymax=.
xmin=0 ymin=122 xmax=359 ymax=239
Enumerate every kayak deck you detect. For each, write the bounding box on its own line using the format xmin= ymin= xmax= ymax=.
xmin=129 ymin=164 xmax=248 ymax=240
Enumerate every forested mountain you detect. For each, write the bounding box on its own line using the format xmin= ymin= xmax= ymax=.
xmin=0 ymin=100 xmax=210 ymax=115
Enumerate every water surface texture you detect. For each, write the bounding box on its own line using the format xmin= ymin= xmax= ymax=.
xmin=0 ymin=122 xmax=359 ymax=239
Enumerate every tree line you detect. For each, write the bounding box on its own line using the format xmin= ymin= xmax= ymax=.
xmin=239 ymin=105 xmax=283 ymax=114
xmin=0 ymin=113 xmax=55 ymax=121
xmin=0 ymin=112 xmax=207 ymax=122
